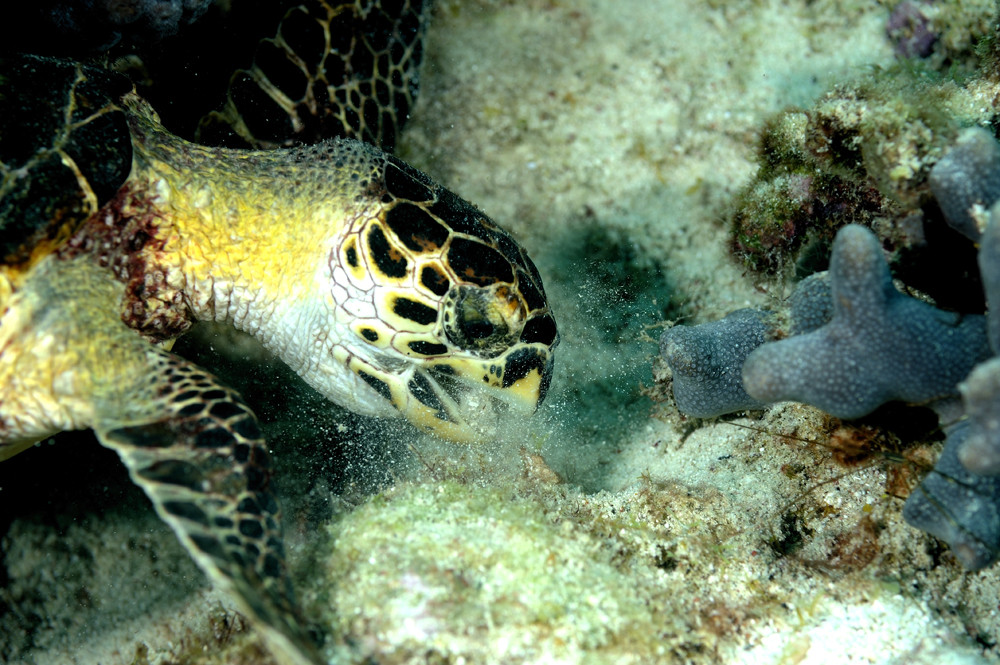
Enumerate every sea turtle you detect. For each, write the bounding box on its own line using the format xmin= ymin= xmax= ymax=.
xmin=0 ymin=4 xmax=558 ymax=663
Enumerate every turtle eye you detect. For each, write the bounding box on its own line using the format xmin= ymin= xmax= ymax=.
xmin=444 ymin=285 xmax=518 ymax=357
xmin=460 ymin=316 xmax=498 ymax=341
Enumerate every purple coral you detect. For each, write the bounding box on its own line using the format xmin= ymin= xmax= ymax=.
xmin=959 ymin=199 xmax=1000 ymax=475
xmin=659 ymin=129 xmax=1000 ymax=568
xmin=929 ymin=127 xmax=1000 ymax=241
xmin=741 ymin=225 xmax=990 ymax=418
xmin=659 ymin=309 xmax=772 ymax=418
xmin=886 ymin=1 xmax=938 ymax=59
xmin=903 ymin=421 xmax=1000 ymax=569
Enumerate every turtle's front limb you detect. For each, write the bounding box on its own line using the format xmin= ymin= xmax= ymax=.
xmin=97 ymin=347 xmax=324 ymax=665
xmin=0 ymin=254 xmax=321 ymax=665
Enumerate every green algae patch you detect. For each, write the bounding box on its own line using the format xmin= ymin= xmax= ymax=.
xmin=319 ymin=480 xmax=665 ymax=664
xmin=730 ymin=54 xmax=1000 ymax=278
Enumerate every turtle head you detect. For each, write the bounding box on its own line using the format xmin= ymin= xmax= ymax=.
xmin=329 ymin=155 xmax=558 ymax=442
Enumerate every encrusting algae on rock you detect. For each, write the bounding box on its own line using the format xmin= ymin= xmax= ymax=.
xmin=319 ymin=480 xmax=664 ymax=664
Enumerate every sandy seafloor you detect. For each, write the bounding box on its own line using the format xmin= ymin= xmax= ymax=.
xmin=2 ymin=0 xmax=1000 ymax=664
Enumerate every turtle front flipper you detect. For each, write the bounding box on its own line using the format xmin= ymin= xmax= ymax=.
xmin=96 ymin=349 xmax=323 ymax=665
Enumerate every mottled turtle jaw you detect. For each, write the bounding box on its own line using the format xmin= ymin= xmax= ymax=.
xmin=349 ymin=336 xmax=555 ymax=442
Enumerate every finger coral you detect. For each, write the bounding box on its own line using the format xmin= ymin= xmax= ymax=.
xmin=959 ymin=200 xmax=1000 ymax=476
xmin=902 ymin=421 xmax=1000 ymax=570
xmin=928 ymin=127 xmax=1000 ymax=241
xmin=658 ymin=309 xmax=772 ymax=418
xmin=657 ymin=126 xmax=1000 ymax=567
xmin=742 ymin=225 xmax=990 ymax=418
xmin=960 ymin=358 xmax=1000 ymax=475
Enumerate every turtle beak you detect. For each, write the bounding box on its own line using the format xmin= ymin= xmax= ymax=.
xmin=388 ymin=342 xmax=556 ymax=443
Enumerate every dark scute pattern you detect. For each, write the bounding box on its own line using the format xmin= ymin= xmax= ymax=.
xmin=368 ymin=223 xmax=409 ymax=278
xmin=173 ymin=390 xmax=200 ymax=403
xmin=190 ymin=533 xmax=228 ymax=560
xmin=385 ymin=158 xmax=434 ymax=201
xmin=393 ymin=296 xmax=438 ymax=325
xmin=517 ymin=270 xmax=547 ymax=312
xmin=398 ymin=4 xmax=422 ymax=40
xmin=245 ymin=464 xmax=268 ymax=492
xmin=359 ymin=369 xmax=393 ymax=401
xmin=0 ymin=56 xmax=132 ymax=260
xmin=539 ymin=357 xmax=554 ymax=404
xmin=178 ymin=401 xmax=207 ymax=417
xmin=502 ymin=347 xmax=546 ymax=388
xmin=214 ymin=516 xmax=235 ymax=529
xmin=1 ymin=157 xmax=85 ymax=261
xmin=448 ymin=237 xmax=515 ymax=286
xmin=380 ymin=110 xmax=397 ymax=143
xmin=63 ymin=99 xmax=132 ymax=203
xmin=238 ymin=497 xmax=262 ymax=516
xmin=138 ymin=460 xmax=205 ymax=490
xmin=376 ymin=79 xmax=392 ymax=107
xmin=363 ymin=98 xmax=380 ymax=131
xmin=209 ymin=401 xmax=245 ymax=419
xmin=325 ymin=8 xmax=354 ymax=53
xmin=493 ymin=232 xmax=525 ymax=268
xmin=102 ymin=352 xmax=315 ymax=661
xmin=263 ymin=553 xmax=283 ymax=579
xmin=256 ymin=39 xmax=309 ymax=104
xmin=420 ymin=265 xmax=450 ymax=296
xmin=261 ymin=494 xmax=279 ymax=516
xmin=350 ymin=40 xmax=377 ymax=80
xmin=429 ymin=364 xmax=456 ymax=376
xmin=385 ymin=202 xmax=449 ymax=252
xmin=107 ymin=421 xmax=176 ymax=449
xmin=240 ymin=519 xmax=266 ymax=539
xmin=195 ymin=427 xmax=233 ymax=449
xmin=408 ymin=372 xmax=449 ymax=418
xmin=520 ymin=315 xmax=558 ymax=346
xmin=229 ymin=72 xmax=295 ymax=143
xmin=234 ymin=443 xmax=251 ymax=463
xmin=429 ymin=190 xmax=497 ymax=244
xmin=408 ymin=341 xmax=448 ymax=356
xmin=163 ymin=500 xmax=210 ymax=525
xmin=231 ymin=416 xmax=262 ymax=440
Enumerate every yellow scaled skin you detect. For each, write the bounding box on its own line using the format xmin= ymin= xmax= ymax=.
xmin=0 ymin=255 xmax=153 ymax=457
xmin=0 ymin=255 xmax=323 ymax=665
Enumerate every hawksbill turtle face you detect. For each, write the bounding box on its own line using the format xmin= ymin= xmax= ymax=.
xmin=329 ymin=156 xmax=558 ymax=441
